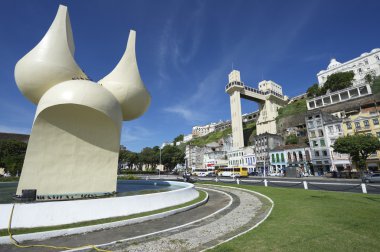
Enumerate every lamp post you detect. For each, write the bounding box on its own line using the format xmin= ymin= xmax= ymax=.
xmin=159 ymin=147 xmax=162 ymax=179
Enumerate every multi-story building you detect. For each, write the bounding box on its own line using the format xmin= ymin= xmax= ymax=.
xmin=317 ymin=48 xmax=380 ymax=87
xmin=342 ymin=103 xmax=380 ymax=171
xmin=203 ymin=150 xmax=228 ymax=170
xmin=192 ymin=123 xmax=217 ymax=137
xmin=227 ymin=147 xmax=256 ymax=173
xmin=242 ymin=150 xmax=256 ymax=173
xmin=268 ymin=148 xmax=287 ymax=174
xmin=269 ymin=144 xmax=312 ymax=175
xmin=251 ymin=133 xmax=283 ymax=173
xmin=306 ymin=111 xmax=350 ymax=174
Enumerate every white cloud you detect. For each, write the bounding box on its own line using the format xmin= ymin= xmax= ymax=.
xmin=121 ymin=124 xmax=154 ymax=143
xmin=164 ymin=105 xmax=206 ymax=123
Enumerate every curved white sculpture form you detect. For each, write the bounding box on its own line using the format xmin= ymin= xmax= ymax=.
xmin=99 ymin=31 xmax=151 ymax=120
xmin=15 ymin=5 xmax=150 ymax=197
xmin=14 ymin=5 xmax=86 ymax=104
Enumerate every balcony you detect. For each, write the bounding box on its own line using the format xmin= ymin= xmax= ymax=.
xmin=355 ymin=125 xmax=371 ymax=132
xmin=306 ymin=84 xmax=372 ymax=110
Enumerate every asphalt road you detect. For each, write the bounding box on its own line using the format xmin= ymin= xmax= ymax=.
xmin=145 ymin=174 xmax=380 ymax=194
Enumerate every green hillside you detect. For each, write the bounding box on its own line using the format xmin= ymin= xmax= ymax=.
xmin=189 ymin=122 xmax=256 ymax=147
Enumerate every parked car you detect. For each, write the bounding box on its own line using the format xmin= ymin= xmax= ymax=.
xmin=362 ymin=173 xmax=380 ymax=183
xmin=249 ymin=171 xmax=259 ymax=176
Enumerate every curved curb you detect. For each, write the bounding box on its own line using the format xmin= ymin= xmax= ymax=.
xmin=66 ymin=187 xmax=234 ymax=252
xmin=0 ymin=190 xmax=209 ymax=245
xmin=199 ymin=184 xmax=274 ymax=252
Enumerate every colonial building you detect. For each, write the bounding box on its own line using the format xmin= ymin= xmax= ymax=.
xmin=306 ymin=111 xmax=350 ymax=174
xmin=342 ymin=103 xmax=380 ymax=171
xmin=251 ymin=133 xmax=283 ymax=173
xmin=317 ymin=48 xmax=380 ymax=87
xmin=269 ymin=144 xmax=312 ymax=175
xmin=227 ymin=146 xmax=256 ymax=173
xmin=192 ymin=123 xmax=217 ymax=137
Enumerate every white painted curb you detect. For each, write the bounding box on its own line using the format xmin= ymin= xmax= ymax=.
xmin=0 ymin=181 xmax=197 ymax=229
xmin=0 ymin=190 xmax=207 ymax=245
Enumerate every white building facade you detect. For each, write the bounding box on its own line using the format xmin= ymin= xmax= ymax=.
xmin=227 ymin=146 xmax=256 ymax=173
xmin=317 ymin=48 xmax=380 ymax=87
xmin=192 ymin=123 xmax=217 ymax=137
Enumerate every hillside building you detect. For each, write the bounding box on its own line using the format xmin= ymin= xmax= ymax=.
xmin=342 ymin=103 xmax=380 ymax=171
xmin=317 ymin=48 xmax=380 ymax=87
xmin=306 ymin=111 xmax=350 ymax=174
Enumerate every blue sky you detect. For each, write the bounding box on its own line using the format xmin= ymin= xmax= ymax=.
xmin=0 ymin=0 xmax=379 ymax=152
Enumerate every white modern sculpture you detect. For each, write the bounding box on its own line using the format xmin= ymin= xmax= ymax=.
xmin=14 ymin=5 xmax=150 ymax=198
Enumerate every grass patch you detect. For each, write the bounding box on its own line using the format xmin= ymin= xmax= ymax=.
xmin=190 ymin=127 xmax=232 ymax=147
xmin=199 ymin=182 xmax=380 ymax=252
xmin=118 ymin=174 xmax=139 ymax=180
xmin=0 ymin=190 xmax=207 ymax=237
xmin=190 ymin=122 xmax=256 ymax=147
xmin=0 ymin=177 xmax=19 ymax=182
xmin=277 ymin=99 xmax=307 ymax=120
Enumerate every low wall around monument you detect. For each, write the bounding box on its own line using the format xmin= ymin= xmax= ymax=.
xmin=0 ymin=181 xmax=198 ymax=229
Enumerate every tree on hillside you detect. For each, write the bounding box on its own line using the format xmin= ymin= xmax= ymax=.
xmin=371 ymin=76 xmax=380 ymax=94
xmin=365 ymin=73 xmax=374 ymax=84
xmin=173 ymin=134 xmax=184 ymax=145
xmin=333 ymin=134 xmax=380 ymax=174
xmin=285 ymin=134 xmax=298 ymax=145
xmin=0 ymin=140 xmax=27 ymax=176
xmin=306 ymin=83 xmax=322 ymax=98
xmin=321 ymin=71 xmax=354 ymax=94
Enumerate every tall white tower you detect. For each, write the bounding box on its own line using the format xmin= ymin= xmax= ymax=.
xmin=225 ymin=70 xmax=288 ymax=148
xmin=227 ymin=70 xmax=245 ymax=149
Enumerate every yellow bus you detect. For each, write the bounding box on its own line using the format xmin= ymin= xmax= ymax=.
xmin=217 ymin=167 xmax=248 ymax=177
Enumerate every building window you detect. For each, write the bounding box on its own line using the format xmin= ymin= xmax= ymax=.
xmin=346 ymin=122 xmax=352 ymax=129
xmin=375 ymin=55 xmax=380 ymax=61
xmin=355 ymin=122 xmax=361 ymax=129
xmin=373 ymin=118 xmax=379 ymax=125
xmin=320 ymin=139 xmax=326 ymax=147
xmin=308 ymin=121 xmax=314 ymax=128
xmin=322 ymin=150 xmax=328 ymax=156
xmin=318 ymin=129 xmax=324 ymax=137
xmin=364 ymin=120 xmax=370 ymax=127
xmin=313 ymin=140 xmax=318 ymax=147
xmin=276 ymin=153 xmax=280 ymax=163
xmin=310 ymin=130 xmax=316 ymax=138
xmin=315 ymin=151 xmax=320 ymax=157
xmin=281 ymin=153 xmax=285 ymax=162
xmin=364 ymin=59 xmax=369 ymax=65
xmin=328 ymin=126 xmax=333 ymax=133
xmin=272 ymin=154 xmax=275 ymax=163
xmin=336 ymin=125 xmax=341 ymax=132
